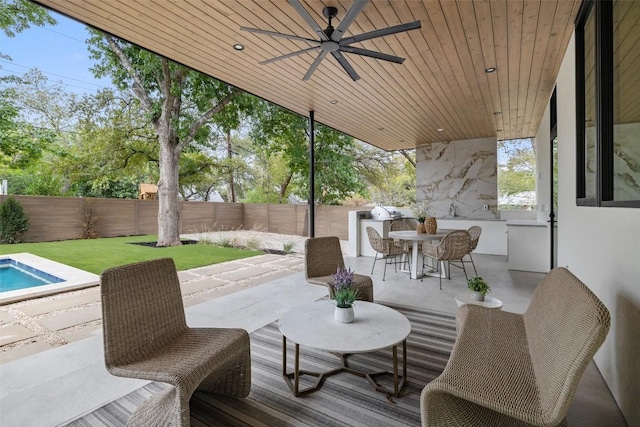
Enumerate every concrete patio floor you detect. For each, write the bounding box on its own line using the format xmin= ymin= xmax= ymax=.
xmin=0 ymin=241 xmax=628 ymax=426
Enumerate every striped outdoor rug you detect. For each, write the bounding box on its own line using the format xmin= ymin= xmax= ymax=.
xmin=66 ymin=304 xmax=457 ymax=427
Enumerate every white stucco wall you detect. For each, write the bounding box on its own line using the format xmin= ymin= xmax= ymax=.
xmin=555 ymin=34 xmax=640 ymax=427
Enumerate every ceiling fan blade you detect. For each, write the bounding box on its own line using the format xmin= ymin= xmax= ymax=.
xmin=288 ymin=0 xmax=329 ymax=41
xmin=331 ymin=0 xmax=368 ymax=41
xmin=303 ymin=50 xmax=329 ymax=80
xmin=240 ymin=26 xmax=320 ymax=44
xmin=340 ymin=46 xmax=405 ymax=64
xmin=331 ymin=51 xmax=361 ymax=81
xmin=260 ymin=46 xmax=321 ymax=65
xmin=340 ymin=20 xmax=421 ymax=45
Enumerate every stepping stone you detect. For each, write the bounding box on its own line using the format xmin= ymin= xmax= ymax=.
xmin=0 ymin=324 xmax=36 ymax=346
xmin=0 ymin=341 xmax=54 ymax=364
xmin=240 ymin=254 xmax=284 ymax=265
xmin=0 ymin=310 xmax=15 ymax=324
xmin=218 ymin=266 xmax=273 ymax=281
xmin=183 ymin=284 xmax=245 ymax=307
xmin=269 ymin=258 xmax=305 ymax=268
xmin=245 ymin=270 xmax=296 ymax=287
xmin=62 ymin=325 xmax=102 ymax=343
xmin=38 ymin=305 xmax=102 ymax=331
xmin=180 ymin=277 xmax=226 ymax=295
xmin=20 ymin=289 xmax=100 ymax=316
xmin=193 ymin=263 xmax=243 ymax=276
xmin=177 ymin=271 xmax=201 ymax=282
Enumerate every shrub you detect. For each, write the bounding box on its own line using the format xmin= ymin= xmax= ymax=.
xmin=80 ymin=201 xmax=100 ymax=239
xmin=245 ymin=236 xmax=262 ymax=251
xmin=0 ymin=197 xmax=30 ymax=243
xmin=215 ymin=235 xmax=235 ymax=248
xmin=283 ymin=240 xmax=296 ymax=254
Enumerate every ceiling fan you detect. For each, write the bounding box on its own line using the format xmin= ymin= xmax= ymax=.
xmin=240 ymin=0 xmax=421 ymax=81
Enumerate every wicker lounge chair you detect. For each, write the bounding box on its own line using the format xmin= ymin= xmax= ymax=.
xmin=366 ymin=226 xmax=407 ymax=281
xmin=305 ymin=236 xmax=374 ymax=302
xmin=100 ymin=258 xmax=251 ymax=427
xmin=421 ymin=230 xmax=471 ymax=289
xmin=420 ymin=267 xmax=610 ymax=427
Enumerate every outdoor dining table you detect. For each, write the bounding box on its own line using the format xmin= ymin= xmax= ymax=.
xmin=387 ymin=229 xmax=456 ymax=280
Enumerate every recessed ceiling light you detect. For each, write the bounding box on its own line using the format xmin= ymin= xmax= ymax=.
xmin=233 ymin=43 xmax=245 ymax=51
xmin=494 ymin=111 xmax=502 ymax=115
xmin=330 ymin=100 xmax=338 ymax=104
xmin=399 ymin=139 xmax=405 ymax=142
xmin=378 ymin=127 xmax=385 ymax=131
xmin=437 ymin=128 xmax=444 ymax=132
xmin=497 ymin=129 xmax=503 ymax=132
xmin=485 ymin=67 xmax=496 ymax=73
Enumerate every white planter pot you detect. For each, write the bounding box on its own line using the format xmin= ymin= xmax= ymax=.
xmin=334 ymin=306 xmax=354 ymax=323
xmin=473 ymin=291 xmax=485 ymax=302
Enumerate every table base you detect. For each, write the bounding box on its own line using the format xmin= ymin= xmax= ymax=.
xmin=282 ymin=336 xmax=407 ymax=398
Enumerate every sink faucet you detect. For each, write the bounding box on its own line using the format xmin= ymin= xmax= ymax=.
xmin=449 ymin=203 xmax=456 ymax=217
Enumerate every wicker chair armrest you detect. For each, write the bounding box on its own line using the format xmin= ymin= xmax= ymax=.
xmin=421 ymin=241 xmax=442 ymax=258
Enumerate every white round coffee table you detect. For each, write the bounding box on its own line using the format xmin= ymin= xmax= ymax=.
xmin=278 ymin=300 xmax=411 ymax=397
xmin=455 ymin=294 xmax=503 ymax=309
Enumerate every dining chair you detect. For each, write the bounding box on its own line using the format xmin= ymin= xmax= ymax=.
xmin=463 ymin=226 xmax=482 ymax=276
xmin=389 ymin=220 xmax=412 ymax=270
xmin=100 ymin=258 xmax=251 ymax=426
xmin=366 ymin=226 xmax=406 ymax=281
xmin=421 ymin=230 xmax=471 ymax=289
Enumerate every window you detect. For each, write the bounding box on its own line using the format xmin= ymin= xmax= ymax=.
xmin=497 ymin=138 xmax=536 ymax=210
xmin=576 ymin=0 xmax=640 ymax=207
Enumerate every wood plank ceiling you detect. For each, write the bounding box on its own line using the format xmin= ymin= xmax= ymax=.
xmin=35 ymin=0 xmax=581 ymax=151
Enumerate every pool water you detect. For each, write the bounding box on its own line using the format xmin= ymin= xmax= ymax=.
xmin=0 ymin=261 xmax=64 ymax=292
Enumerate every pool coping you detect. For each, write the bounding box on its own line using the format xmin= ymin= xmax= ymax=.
xmin=0 ymin=253 xmax=99 ymax=305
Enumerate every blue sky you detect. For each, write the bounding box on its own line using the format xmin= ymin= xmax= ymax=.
xmin=0 ymin=10 xmax=112 ymax=95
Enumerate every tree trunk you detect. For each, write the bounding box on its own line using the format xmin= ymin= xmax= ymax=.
xmin=227 ymin=129 xmax=235 ymax=203
xmin=157 ymin=127 xmax=182 ymax=247
xmin=279 ymin=173 xmax=292 ymax=203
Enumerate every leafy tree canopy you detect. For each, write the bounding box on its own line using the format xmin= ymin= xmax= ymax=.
xmin=0 ymin=0 xmax=55 ymax=38
xmin=249 ymin=102 xmax=365 ymax=205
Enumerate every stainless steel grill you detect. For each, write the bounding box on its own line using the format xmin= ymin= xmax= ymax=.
xmin=370 ymin=206 xmax=403 ymax=220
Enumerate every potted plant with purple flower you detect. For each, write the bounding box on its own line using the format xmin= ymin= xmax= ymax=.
xmin=332 ymin=266 xmax=359 ymax=323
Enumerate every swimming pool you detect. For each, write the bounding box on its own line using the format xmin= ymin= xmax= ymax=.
xmin=0 ymin=253 xmax=100 ymax=304
xmin=0 ymin=259 xmax=64 ymax=292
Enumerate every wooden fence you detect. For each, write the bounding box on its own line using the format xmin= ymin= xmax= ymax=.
xmin=0 ymin=195 xmax=354 ymax=243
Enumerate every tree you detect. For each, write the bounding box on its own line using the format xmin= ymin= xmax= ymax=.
xmin=0 ymin=71 xmax=64 ymax=195
xmin=0 ymin=196 xmax=29 ymax=243
xmin=249 ymin=102 xmax=365 ymax=205
xmin=87 ymin=32 xmax=253 ymax=246
xmin=497 ymin=138 xmax=536 ymax=208
xmin=0 ymin=0 xmax=55 ymax=40
xmin=61 ymin=89 xmax=158 ymax=198
xmin=351 ymin=142 xmax=416 ymax=206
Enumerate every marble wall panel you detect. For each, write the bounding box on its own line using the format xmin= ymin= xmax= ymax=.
xmin=613 ymin=122 xmax=640 ymax=201
xmin=584 ymin=123 xmax=639 ymax=201
xmin=416 ymin=137 xmax=497 ymax=219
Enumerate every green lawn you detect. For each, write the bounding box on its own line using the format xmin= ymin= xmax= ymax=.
xmin=0 ymin=235 xmax=263 ymax=274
